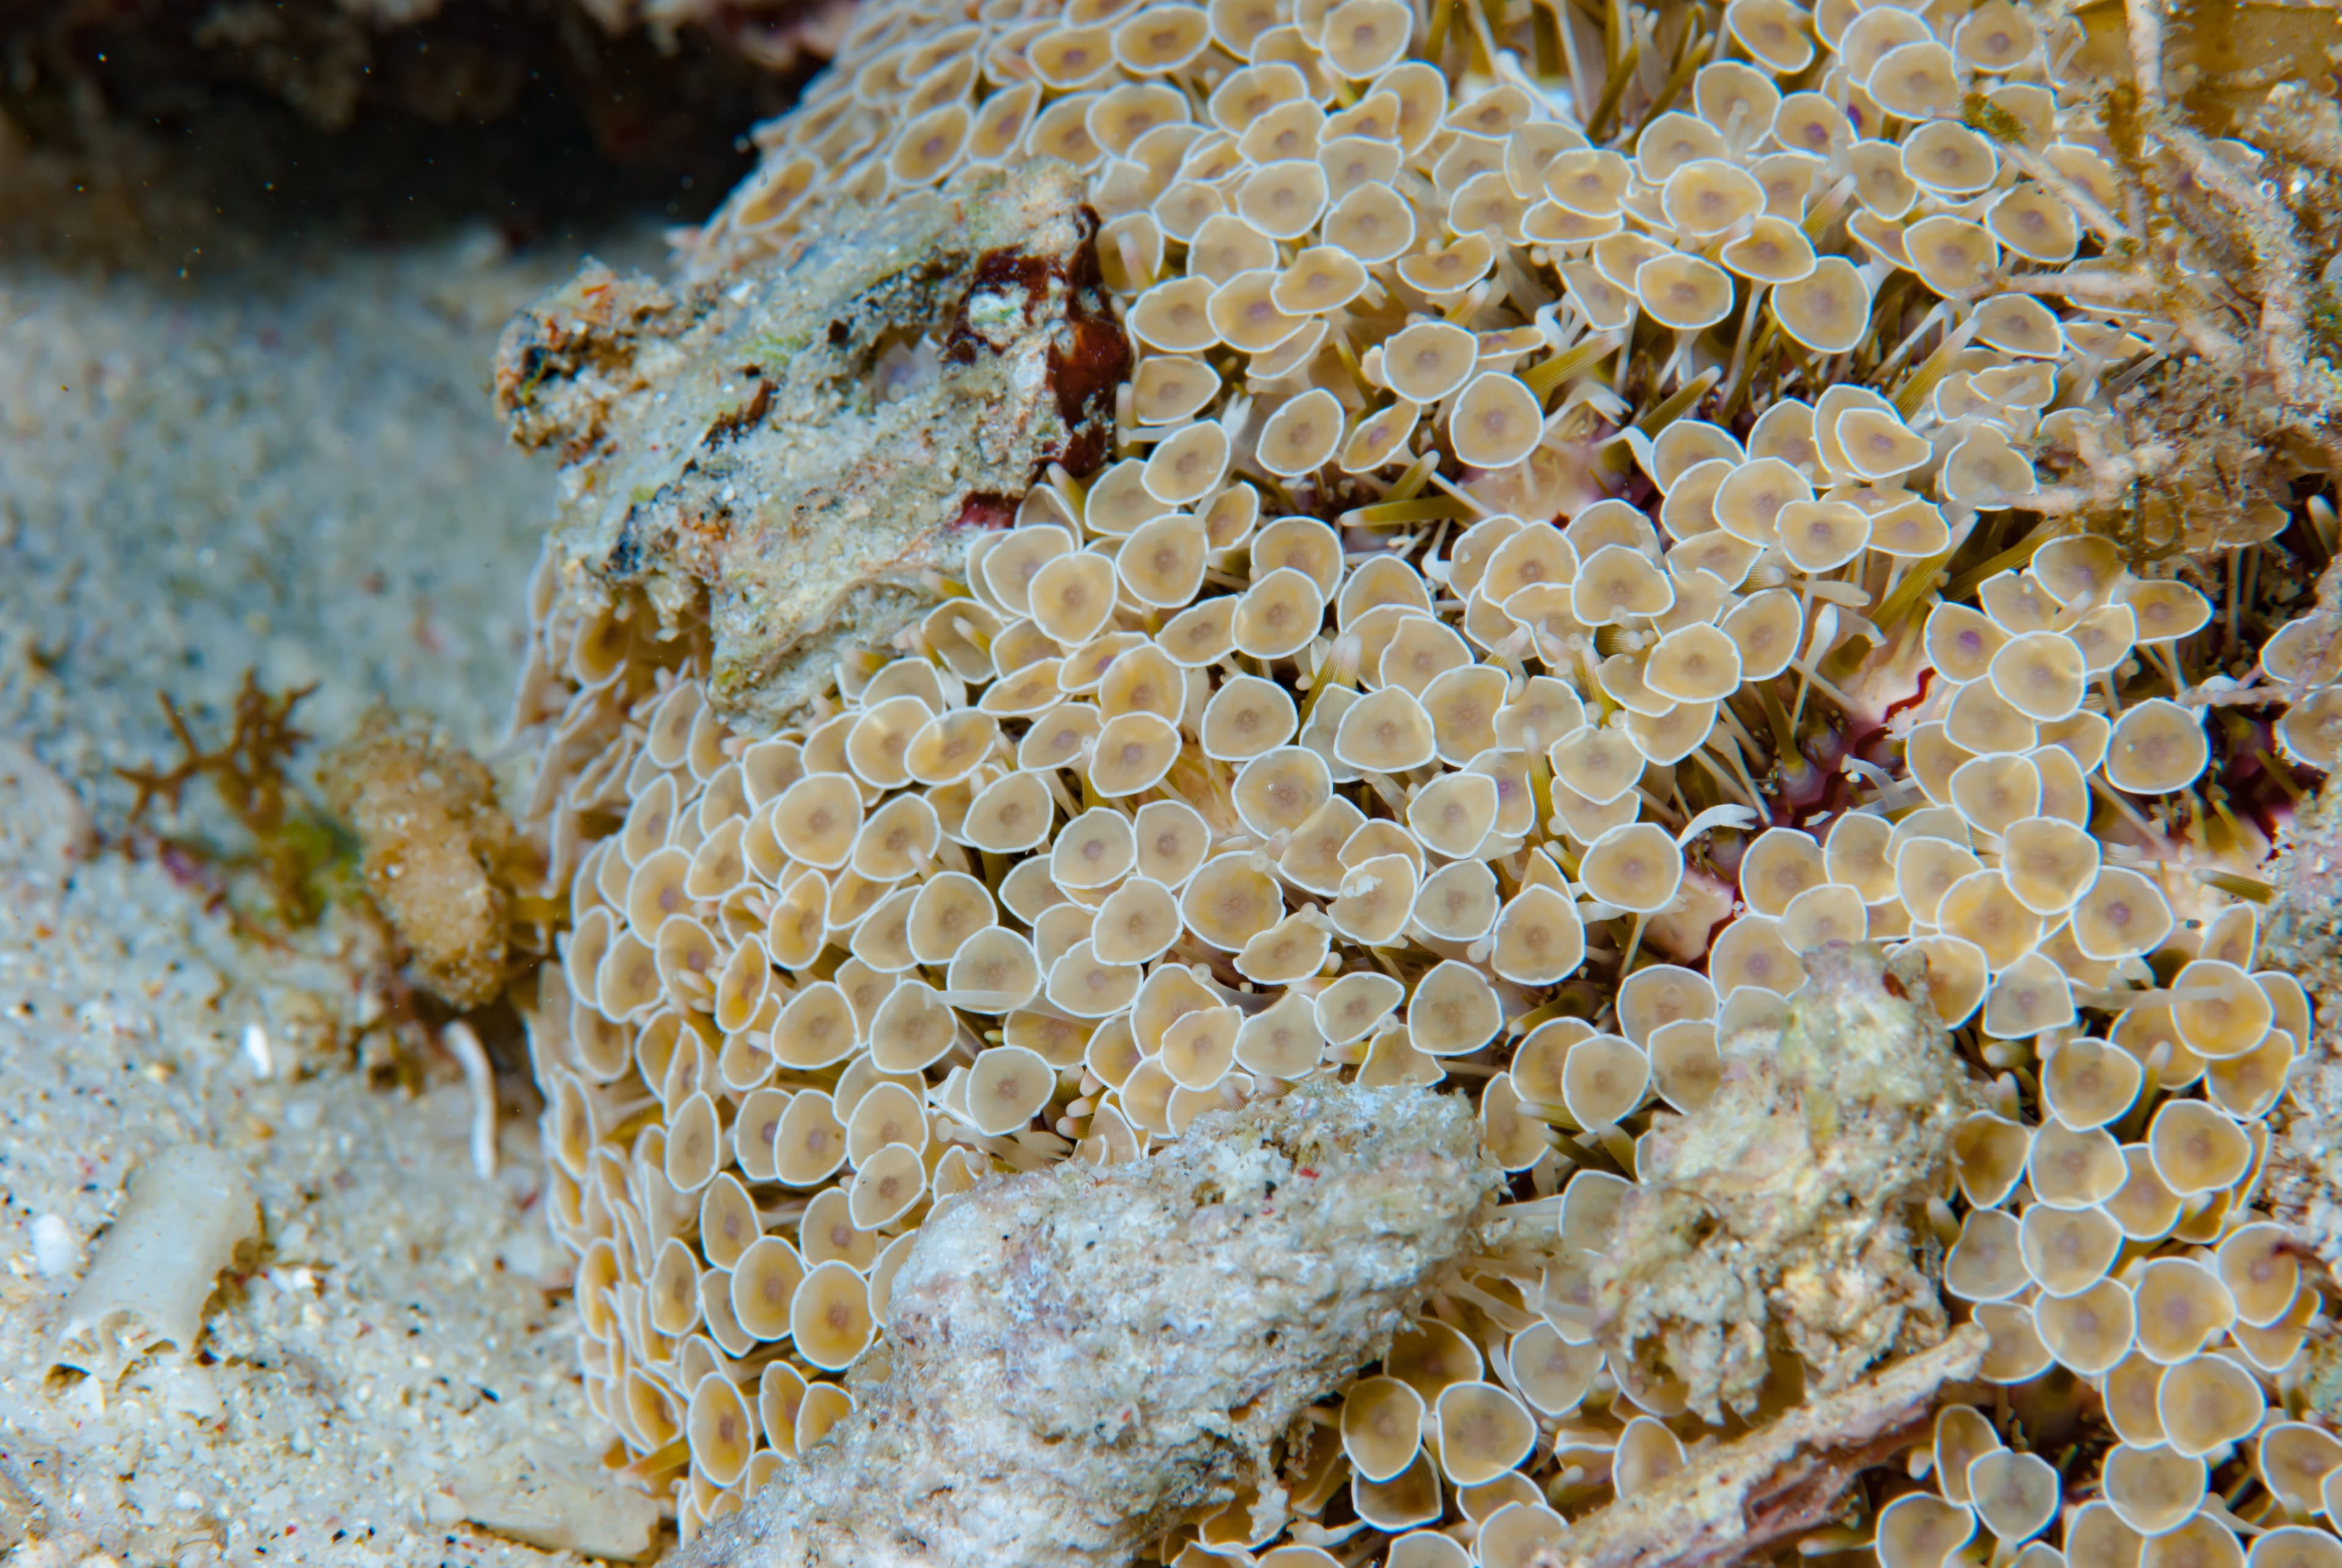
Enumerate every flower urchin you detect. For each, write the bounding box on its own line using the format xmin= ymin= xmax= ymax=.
xmin=502 ymin=0 xmax=2342 ymax=1553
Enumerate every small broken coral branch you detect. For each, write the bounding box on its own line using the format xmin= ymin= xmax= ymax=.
xmin=679 ymin=1083 xmax=1497 ymax=1568
xmin=442 ymin=1021 xmax=499 ymax=1180
xmin=320 ymin=710 xmax=518 ymax=1011
xmin=1533 ymin=1326 xmax=1989 ymax=1568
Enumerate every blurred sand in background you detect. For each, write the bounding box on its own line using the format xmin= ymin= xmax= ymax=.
xmin=0 ymin=115 xmax=666 ymax=1564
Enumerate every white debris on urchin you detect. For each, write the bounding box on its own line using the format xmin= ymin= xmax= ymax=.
xmin=1593 ymin=945 xmax=1975 ymax=1424
xmin=492 ymin=0 xmax=2342 ymax=1552
xmin=676 ymin=1081 xmax=1495 ymax=1568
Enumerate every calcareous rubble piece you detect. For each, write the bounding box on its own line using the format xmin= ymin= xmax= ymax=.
xmin=2266 ymin=761 xmax=2342 ymax=1051
xmin=50 ymin=1144 xmax=260 ymax=1384
xmin=1596 ymin=945 xmax=1975 ymax=1421
xmin=677 ymin=1081 xmax=1495 ymax=1568
xmin=450 ymin=1446 xmax=664 ymax=1561
xmin=495 ymin=160 xmax=1128 ymax=730
xmin=0 ymin=737 xmax=96 ymax=889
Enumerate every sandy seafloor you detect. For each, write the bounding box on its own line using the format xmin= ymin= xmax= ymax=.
xmin=0 ymin=184 xmax=657 ymax=1564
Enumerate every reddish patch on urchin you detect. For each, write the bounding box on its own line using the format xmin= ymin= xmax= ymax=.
xmin=942 ymin=209 xmax=1131 ymax=483
xmin=1044 ymin=209 xmax=1133 ymax=479
xmin=2203 ymin=706 xmax=2325 ymax=843
xmin=950 ymin=493 xmax=1019 ymax=531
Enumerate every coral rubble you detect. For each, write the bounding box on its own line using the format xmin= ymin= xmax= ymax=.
xmin=1542 ymin=1323 xmax=1986 ymax=1568
xmin=450 ymin=1447 xmax=665 ymax=1561
xmin=2261 ymin=770 xmax=2342 ymax=1330
xmin=679 ymin=1082 xmax=1493 ymax=1568
xmin=0 ymin=737 xmax=95 ymax=887
xmin=495 ymin=0 xmax=2342 ymax=1552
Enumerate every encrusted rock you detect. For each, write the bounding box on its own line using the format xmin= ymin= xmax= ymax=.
xmin=493 ymin=162 xmax=1128 ymax=731
xmin=679 ymin=1083 xmax=1497 ymax=1568
xmin=1595 ymin=945 xmax=1977 ymax=1422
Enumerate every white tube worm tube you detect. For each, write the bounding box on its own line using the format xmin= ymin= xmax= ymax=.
xmin=50 ymin=1144 xmax=259 ymax=1384
xmin=445 ymin=1020 xmax=498 ymax=1180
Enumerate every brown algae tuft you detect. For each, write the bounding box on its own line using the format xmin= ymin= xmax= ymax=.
xmin=117 ymin=670 xmax=355 ymax=932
